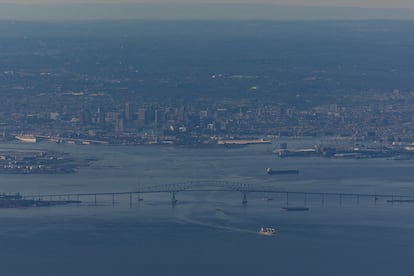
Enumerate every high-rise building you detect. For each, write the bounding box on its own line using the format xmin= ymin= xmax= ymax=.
xmin=136 ymin=108 xmax=147 ymax=128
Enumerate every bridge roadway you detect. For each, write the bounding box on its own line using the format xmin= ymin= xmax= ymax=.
xmin=23 ymin=180 xmax=414 ymax=206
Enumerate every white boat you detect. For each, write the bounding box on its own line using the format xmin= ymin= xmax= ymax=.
xmin=258 ymin=227 xmax=276 ymax=236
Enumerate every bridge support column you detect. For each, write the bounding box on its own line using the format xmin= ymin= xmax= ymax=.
xmin=172 ymin=192 xmax=177 ymax=205
xmin=130 ymin=193 xmax=132 ymax=208
xmin=242 ymin=192 xmax=248 ymax=205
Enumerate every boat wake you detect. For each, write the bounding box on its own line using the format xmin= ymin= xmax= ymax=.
xmin=174 ymin=209 xmax=258 ymax=235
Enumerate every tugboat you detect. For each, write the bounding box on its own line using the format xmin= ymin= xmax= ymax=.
xmin=280 ymin=206 xmax=309 ymax=211
xmin=258 ymin=227 xmax=276 ymax=236
xmin=262 ymin=197 xmax=273 ymax=201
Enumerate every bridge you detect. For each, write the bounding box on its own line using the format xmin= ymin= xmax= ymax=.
xmin=22 ymin=180 xmax=414 ymax=207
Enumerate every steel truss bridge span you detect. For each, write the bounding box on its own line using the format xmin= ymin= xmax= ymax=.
xmin=23 ymin=180 xmax=414 ymax=206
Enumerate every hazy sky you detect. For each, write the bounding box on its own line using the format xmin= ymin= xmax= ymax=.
xmin=0 ymin=1 xmax=414 ymax=20
xmin=1 ymin=0 xmax=414 ymax=9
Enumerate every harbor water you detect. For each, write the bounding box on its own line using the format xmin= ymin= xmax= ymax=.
xmin=0 ymin=139 xmax=413 ymax=276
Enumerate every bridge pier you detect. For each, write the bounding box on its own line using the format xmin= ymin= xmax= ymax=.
xmin=242 ymin=192 xmax=248 ymax=205
xmin=171 ymin=192 xmax=177 ymax=205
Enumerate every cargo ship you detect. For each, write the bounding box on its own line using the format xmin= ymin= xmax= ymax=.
xmin=217 ymin=138 xmax=271 ymax=145
xmin=266 ymin=167 xmax=299 ymax=175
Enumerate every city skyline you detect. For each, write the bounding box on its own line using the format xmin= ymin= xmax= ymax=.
xmin=0 ymin=9 xmax=413 ymax=276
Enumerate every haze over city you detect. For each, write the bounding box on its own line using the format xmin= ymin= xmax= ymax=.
xmin=0 ymin=0 xmax=414 ymax=20
xmin=0 ymin=0 xmax=414 ymax=9
xmin=1 ymin=0 xmax=414 ymax=275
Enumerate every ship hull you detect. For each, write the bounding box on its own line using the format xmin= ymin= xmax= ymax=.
xmin=266 ymin=168 xmax=299 ymax=175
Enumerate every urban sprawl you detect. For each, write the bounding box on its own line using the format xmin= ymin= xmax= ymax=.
xmin=2 ymin=88 xmax=414 ymax=153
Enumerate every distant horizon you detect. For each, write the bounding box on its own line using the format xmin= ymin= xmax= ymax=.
xmin=2 ymin=0 xmax=414 ymax=10
xmin=0 ymin=3 xmax=414 ymax=21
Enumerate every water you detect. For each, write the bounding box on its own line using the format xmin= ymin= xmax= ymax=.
xmin=0 ymin=140 xmax=413 ymax=275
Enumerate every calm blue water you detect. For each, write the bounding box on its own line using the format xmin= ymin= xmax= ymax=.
xmin=0 ymin=139 xmax=413 ymax=275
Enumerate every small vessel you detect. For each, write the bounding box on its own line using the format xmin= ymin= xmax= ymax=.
xmin=266 ymin=167 xmax=299 ymax=175
xmin=258 ymin=227 xmax=276 ymax=236
xmin=281 ymin=207 xmax=309 ymax=211
xmin=262 ymin=197 xmax=273 ymax=201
